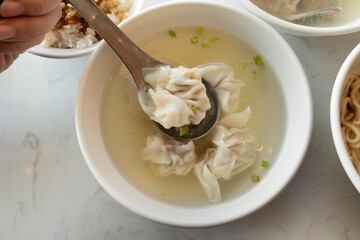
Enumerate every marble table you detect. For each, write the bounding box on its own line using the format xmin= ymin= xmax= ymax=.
xmin=1 ymin=0 xmax=360 ymax=239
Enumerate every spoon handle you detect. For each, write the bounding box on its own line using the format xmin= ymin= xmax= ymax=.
xmin=68 ymin=0 xmax=158 ymax=89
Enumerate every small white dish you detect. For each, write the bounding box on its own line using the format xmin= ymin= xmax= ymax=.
xmin=75 ymin=0 xmax=313 ymax=227
xmin=239 ymin=0 xmax=360 ymax=36
xmin=27 ymin=0 xmax=143 ymax=59
xmin=330 ymin=43 xmax=360 ymax=193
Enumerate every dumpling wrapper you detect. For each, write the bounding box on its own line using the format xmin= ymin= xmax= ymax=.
xmin=142 ymin=135 xmax=197 ymax=176
xmin=199 ymin=63 xmax=245 ymax=113
xmin=139 ymin=66 xmax=211 ymax=128
xmin=194 ymin=148 xmax=221 ymax=203
xmin=194 ymin=125 xmax=258 ymax=203
xmin=219 ymin=106 xmax=252 ymax=129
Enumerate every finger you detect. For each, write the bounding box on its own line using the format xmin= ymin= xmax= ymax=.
xmin=0 ymin=52 xmax=19 ymax=72
xmin=0 ymin=35 xmax=44 ymax=53
xmin=1 ymin=0 xmax=61 ymax=17
xmin=0 ymin=5 xmax=61 ymax=41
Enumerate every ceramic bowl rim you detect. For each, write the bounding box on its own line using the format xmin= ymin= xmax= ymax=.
xmin=330 ymin=43 xmax=360 ymax=193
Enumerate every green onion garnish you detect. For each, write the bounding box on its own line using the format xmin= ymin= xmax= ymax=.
xmin=188 ymin=103 xmax=197 ymax=111
xmin=210 ymin=36 xmax=219 ymax=43
xmin=261 ymin=160 xmax=269 ymax=168
xmin=251 ymin=173 xmax=260 ymax=183
xmin=191 ymin=36 xmax=198 ymax=44
xmin=239 ymin=62 xmax=246 ymax=71
xmin=201 ymin=43 xmax=210 ymax=48
xmin=252 ymin=70 xmax=257 ymax=80
xmin=178 ymin=125 xmax=189 ymax=137
xmin=169 ymin=30 xmax=177 ymax=38
xmin=253 ymin=55 xmax=264 ymax=65
xmin=195 ymin=27 xmax=203 ymax=36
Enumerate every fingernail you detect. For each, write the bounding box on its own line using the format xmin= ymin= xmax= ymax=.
xmin=0 ymin=24 xmax=16 ymax=40
xmin=0 ymin=1 xmax=25 ymax=17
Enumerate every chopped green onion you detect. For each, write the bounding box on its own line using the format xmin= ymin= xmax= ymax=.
xmin=210 ymin=36 xmax=219 ymax=43
xmin=253 ymin=55 xmax=264 ymax=65
xmin=239 ymin=62 xmax=246 ymax=71
xmin=252 ymin=70 xmax=257 ymax=80
xmin=251 ymin=173 xmax=260 ymax=183
xmin=261 ymin=160 xmax=269 ymax=168
xmin=201 ymin=43 xmax=210 ymax=48
xmin=191 ymin=36 xmax=198 ymax=44
xmin=188 ymin=103 xmax=197 ymax=111
xmin=195 ymin=27 xmax=203 ymax=36
xmin=169 ymin=30 xmax=177 ymax=38
xmin=246 ymin=61 xmax=254 ymax=66
xmin=178 ymin=125 xmax=189 ymax=137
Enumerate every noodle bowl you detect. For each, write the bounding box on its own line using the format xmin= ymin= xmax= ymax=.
xmin=340 ymin=74 xmax=360 ymax=174
xmin=331 ymin=42 xmax=360 ymax=194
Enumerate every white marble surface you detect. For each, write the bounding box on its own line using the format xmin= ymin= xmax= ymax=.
xmin=1 ymin=0 xmax=360 ymax=239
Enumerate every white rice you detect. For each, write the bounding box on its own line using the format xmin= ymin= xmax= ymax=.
xmin=42 ymin=0 xmax=132 ymax=49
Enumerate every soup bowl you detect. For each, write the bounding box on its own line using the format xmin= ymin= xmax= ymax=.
xmin=75 ymin=0 xmax=313 ymax=227
xmin=330 ymin=43 xmax=360 ymax=193
xmin=239 ymin=0 xmax=360 ymax=36
xmin=26 ymin=0 xmax=143 ymax=58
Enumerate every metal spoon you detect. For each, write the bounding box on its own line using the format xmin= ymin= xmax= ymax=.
xmin=68 ymin=0 xmax=219 ymax=140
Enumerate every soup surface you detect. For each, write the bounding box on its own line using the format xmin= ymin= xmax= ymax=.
xmin=251 ymin=0 xmax=360 ymax=27
xmin=100 ymin=27 xmax=285 ymax=206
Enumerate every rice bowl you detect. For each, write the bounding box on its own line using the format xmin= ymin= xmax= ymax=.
xmin=27 ymin=0 xmax=143 ymax=58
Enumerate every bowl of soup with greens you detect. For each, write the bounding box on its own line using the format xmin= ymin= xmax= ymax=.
xmin=75 ymin=0 xmax=313 ymax=227
xmin=240 ymin=0 xmax=360 ymax=36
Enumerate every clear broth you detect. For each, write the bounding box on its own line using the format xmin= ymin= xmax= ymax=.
xmin=100 ymin=27 xmax=286 ymax=206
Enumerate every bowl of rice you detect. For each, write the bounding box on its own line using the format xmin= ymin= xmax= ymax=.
xmin=331 ymin=43 xmax=360 ymax=193
xmin=27 ymin=0 xmax=143 ymax=58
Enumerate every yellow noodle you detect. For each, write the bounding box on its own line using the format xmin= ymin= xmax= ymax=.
xmin=341 ymin=74 xmax=360 ymax=174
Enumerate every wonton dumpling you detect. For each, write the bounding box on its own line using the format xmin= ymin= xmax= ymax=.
xmin=140 ymin=66 xmax=211 ymax=128
xmin=148 ymin=87 xmax=194 ymax=129
xmin=194 ymin=125 xmax=257 ymax=203
xmin=166 ymin=66 xmax=211 ymax=125
xmin=194 ymin=148 xmax=221 ymax=203
xmin=211 ymin=126 xmax=257 ymax=178
xmin=199 ymin=63 xmax=245 ymax=113
xmin=142 ymin=135 xmax=197 ymax=176
xmin=219 ymin=106 xmax=252 ymax=129
xmin=143 ymin=65 xmax=172 ymax=89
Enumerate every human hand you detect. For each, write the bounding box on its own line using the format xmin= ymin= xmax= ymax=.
xmin=0 ymin=0 xmax=61 ymax=71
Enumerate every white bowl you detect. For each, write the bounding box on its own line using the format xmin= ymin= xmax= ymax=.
xmin=331 ymin=43 xmax=360 ymax=193
xmin=26 ymin=0 xmax=143 ymax=59
xmin=239 ymin=0 xmax=360 ymax=36
xmin=75 ymin=0 xmax=313 ymax=227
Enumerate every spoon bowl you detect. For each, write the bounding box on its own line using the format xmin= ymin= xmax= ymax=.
xmin=69 ymin=0 xmax=219 ymax=140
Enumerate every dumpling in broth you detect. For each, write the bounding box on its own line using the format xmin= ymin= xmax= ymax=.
xmin=198 ymin=63 xmax=245 ymax=114
xmin=139 ymin=65 xmax=211 ymax=128
xmin=194 ymin=126 xmax=258 ymax=203
xmin=143 ymin=87 xmax=195 ymax=129
xmin=141 ymin=63 xmax=257 ymax=203
xmin=142 ymin=135 xmax=197 ymax=176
